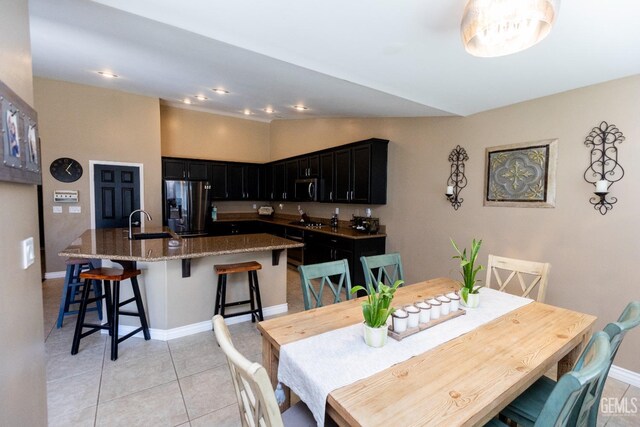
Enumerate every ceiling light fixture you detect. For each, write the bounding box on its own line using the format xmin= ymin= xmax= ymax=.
xmin=194 ymin=95 xmax=208 ymax=101
xmin=461 ymin=0 xmax=560 ymax=57
xmin=97 ymin=71 xmax=118 ymax=78
xmin=292 ymin=105 xmax=308 ymax=111
xmin=183 ymin=98 xmax=192 ymax=105
xmin=264 ymin=107 xmax=275 ymax=114
xmin=211 ymin=88 xmax=229 ymax=95
xmin=243 ymin=109 xmax=252 ymax=115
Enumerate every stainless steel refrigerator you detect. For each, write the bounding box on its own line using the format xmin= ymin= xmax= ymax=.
xmin=164 ymin=180 xmax=210 ymax=236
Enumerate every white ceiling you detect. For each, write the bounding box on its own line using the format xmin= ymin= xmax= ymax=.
xmin=30 ymin=0 xmax=640 ymax=122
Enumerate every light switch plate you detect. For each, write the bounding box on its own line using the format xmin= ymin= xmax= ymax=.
xmin=21 ymin=237 xmax=35 ymax=269
xmin=53 ymin=206 xmax=62 ymax=213
xmin=69 ymin=206 xmax=81 ymax=213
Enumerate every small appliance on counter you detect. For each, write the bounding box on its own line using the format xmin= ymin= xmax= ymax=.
xmin=258 ymin=206 xmax=274 ymax=216
xmin=350 ymin=215 xmax=380 ymax=234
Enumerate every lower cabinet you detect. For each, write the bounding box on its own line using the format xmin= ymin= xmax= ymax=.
xmin=208 ymin=221 xmax=261 ymax=236
xmin=304 ymin=231 xmax=386 ymax=288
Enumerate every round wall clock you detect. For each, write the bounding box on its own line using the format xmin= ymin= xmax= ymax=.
xmin=50 ymin=157 xmax=83 ymax=183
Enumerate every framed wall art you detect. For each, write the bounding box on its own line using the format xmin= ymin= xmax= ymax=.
xmin=484 ymin=139 xmax=558 ymax=208
xmin=0 ymin=78 xmax=41 ymax=185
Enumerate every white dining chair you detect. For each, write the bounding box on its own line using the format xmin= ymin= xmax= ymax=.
xmin=485 ymin=255 xmax=551 ymax=302
xmin=212 ymin=315 xmax=316 ymax=427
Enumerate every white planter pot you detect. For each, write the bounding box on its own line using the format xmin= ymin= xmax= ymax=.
xmin=363 ymin=323 xmax=388 ymax=348
xmin=461 ymin=292 xmax=480 ymax=308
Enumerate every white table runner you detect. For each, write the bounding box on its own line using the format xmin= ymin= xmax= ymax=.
xmin=278 ymin=287 xmax=533 ymax=426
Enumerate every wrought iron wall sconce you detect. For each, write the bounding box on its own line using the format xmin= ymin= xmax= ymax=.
xmin=583 ymin=121 xmax=625 ymax=215
xmin=445 ymin=145 xmax=469 ymax=210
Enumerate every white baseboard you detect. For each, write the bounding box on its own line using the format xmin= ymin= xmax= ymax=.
xmin=45 ymin=271 xmax=66 ymax=279
xmin=609 ymin=364 xmax=640 ymax=389
xmin=103 ymin=303 xmax=289 ymax=341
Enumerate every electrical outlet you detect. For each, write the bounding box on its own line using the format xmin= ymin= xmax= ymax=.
xmin=252 ymin=204 xmax=257 ymax=209
xmin=21 ymin=237 xmax=35 ymax=269
xmin=53 ymin=206 xmax=62 ymax=213
xmin=69 ymin=206 xmax=81 ymax=213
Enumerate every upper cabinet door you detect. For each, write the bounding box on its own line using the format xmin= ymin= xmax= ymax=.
xmin=163 ymin=159 xmax=186 ymax=180
xmin=244 ymin=164 xmax=261 ymax=200
xmin=285 ymin=160 xmax=298 ymax=201
xmin=319 ymin=152 xmax=334 ymax=202
xmin=334 ymin=148 xmax=351 ymax=203
xmin=187 ymin=161 xmax=209 ymax=180
xmin=299 ymin=155 xmax=320 ymax=178
xmin=273 ymin=162 xmax=286 ymax=201
xmin=351 ymin=144 xmax=371 ymax=203
xmin=210 ymin=163 xmax=227 ymax=200
xmin=226 ymin=164 xmax=244 ymax=200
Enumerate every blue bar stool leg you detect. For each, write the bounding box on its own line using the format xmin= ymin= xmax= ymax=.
xmin=57 ymin=264 xmax=74 ymax=328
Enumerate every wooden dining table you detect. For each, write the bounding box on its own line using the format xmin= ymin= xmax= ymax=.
xmin=257 ymin=277 xmax=596 ymax=426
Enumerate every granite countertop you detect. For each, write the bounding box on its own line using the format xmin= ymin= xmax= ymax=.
xmin=215 ymin=215 xmax=387 ymax=239
xmin=58 ymin=228 xmax=304 ymax=262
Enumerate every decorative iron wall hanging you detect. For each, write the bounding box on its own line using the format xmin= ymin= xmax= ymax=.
xmin=445 ymin=145 xmax=468 ymax=210
xmin=583 ymin=121 xmax=625 ymax=215
xmin=484 ymin=139 xmax=558 ymax=208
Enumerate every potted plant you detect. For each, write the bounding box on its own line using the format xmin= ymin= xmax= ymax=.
xmin=450 ymin=238 xmax=483 ymax=308
xmin=350 ymin=280 xmax=404 ymax=347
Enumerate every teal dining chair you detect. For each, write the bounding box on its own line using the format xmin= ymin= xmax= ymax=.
xmin=486 ymin=331 xmax=611 ymax=427
xmin=298 ymin=259 xmax=352 ymax=310
xmin=499 ymin=301 xmax=640 ymax=427
xmin=360 ymin=253 xmax=404 ymax=291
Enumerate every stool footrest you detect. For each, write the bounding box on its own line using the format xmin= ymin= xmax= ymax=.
xmin=222 ymin=299 xmax=251 ymax=308
xmin=118 ymin=327 xmax=144 ymax=342
xmin=118 ymin=310 xmax=142 ymax=317
xmin=119 ymin=297 xmax=136 ymax=307
xmin=222 ymin=309 xmax=261 ymax=319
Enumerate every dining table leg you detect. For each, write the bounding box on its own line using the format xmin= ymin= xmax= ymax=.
xmin=262 ymin=337 xmax=291 ymax=411
xmin=557 ymin=327 xmax=592 ymax=378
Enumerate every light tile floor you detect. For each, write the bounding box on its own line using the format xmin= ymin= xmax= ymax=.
xmin=42 ymin=269 xmax=640 ymax=426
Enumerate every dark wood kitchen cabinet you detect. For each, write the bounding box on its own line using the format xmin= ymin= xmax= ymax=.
xmin=319 ymin=152 xmax=335 ymax=202
xmin=269 ymin=159 xmax=298 ymax=201
xmin=332 ymin=139 xmax=387 ymax=204
xmin=162 ymin=158 xmax=209 ymax=181
xmin=298 ymin=154 xmax=319 ymax=178
xmin=209 ymin=162 xmax=227 ymax=199
xmin=224 ymin=163 xmax=262 ymax=200
xmin=304 ymin=231 xmax=386 ymax=288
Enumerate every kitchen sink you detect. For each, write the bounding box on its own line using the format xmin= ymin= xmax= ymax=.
xmin=131 ymin=232 xmax=173 ymax=240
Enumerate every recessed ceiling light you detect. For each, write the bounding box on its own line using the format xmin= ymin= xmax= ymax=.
xmin=183 ymin=98 xmax=192 ymax=105
xmin=97 ymin=71 xmax=118 ymax=78
xmin=243 ymin=109 xmax=252 ymax=115
xmin=264 ymin=107 xmax=275 ymax=114
xmin=194 ymin=95 xmax=208 ymax=101
xmin=211 ymin=88 xmax=230 ymax=95
xmin=292 ymin=105 xmax=308 ymax=111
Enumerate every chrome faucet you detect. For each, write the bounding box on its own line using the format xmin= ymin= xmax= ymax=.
xmin=128 ymin=209 xmax=152 ymax=239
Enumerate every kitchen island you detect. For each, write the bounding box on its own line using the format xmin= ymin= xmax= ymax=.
xmin=59 ymin=228 xmax=303 ymax=340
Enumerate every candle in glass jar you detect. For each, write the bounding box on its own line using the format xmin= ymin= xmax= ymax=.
xmin=595 ymin=180 xmax=608 ymax=193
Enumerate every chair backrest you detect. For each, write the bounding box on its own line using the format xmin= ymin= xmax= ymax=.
xmin=298 ymin=259 xmax=352 ymax=310
xmin=360 ymin=253 xmax=404 ymax=291
xmin=588 ymin=301 xmax=640 ymax=426
xmin=485 ymin=254 xmax=551 ymax=302
xmin=212 ymin=315 xmax=284 ymax=427
xmin=535 ymin=332 xmax=610 ymax=427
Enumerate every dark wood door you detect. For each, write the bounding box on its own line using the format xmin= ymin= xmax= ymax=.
xmin=319 ymin=152 xmax=334 ymax=202
xmin=334 ymin=148 xmax=351 ymax=203
xmin=244 ymin=164 xmax=261 ymax=200
xmin=94 ymin=164 xmax=140 ymax=228
xmin=226 ymin=164 xmax=244 ymax=199
xmin=162 ymin=159 xmax=186 ymax=180
xmin=210 ymin=163 xmax=227 ymax=199
xmin=351 ymin=144 xmax=371 ymax=203
xmin=285 ymin=160 xmax=298 ymax=200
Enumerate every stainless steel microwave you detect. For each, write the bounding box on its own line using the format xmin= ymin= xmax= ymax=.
xmin=295 ymin=178 xmax=318 ymax=201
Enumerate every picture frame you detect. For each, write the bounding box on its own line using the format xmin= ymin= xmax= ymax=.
xmin=484 ymin=139 xmax=558 ymax=208
xmin=0 ymin=78 xmax=41 ymax=185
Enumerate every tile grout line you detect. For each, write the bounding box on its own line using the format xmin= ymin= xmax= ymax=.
xmin=93 ymin=337 xmax=108 ymax=427
xmin=168 ymin=340 xmax=191 ymax=421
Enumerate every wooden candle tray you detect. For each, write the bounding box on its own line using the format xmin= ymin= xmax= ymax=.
xmin=388 ymin=308 xmax=466 ymax=341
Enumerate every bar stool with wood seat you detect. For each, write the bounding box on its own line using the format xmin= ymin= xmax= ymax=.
xmin=214 ymin=261 xmax=264 ymax=322
xmin=71 ymin=267 xmax=150 ymax=360
xmin=56 ymin=258 xmax=102 ymax=328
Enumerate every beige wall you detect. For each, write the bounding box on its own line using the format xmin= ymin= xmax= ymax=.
xmin=0 ymin=0 xmax=48 ymax=424
xmin=270 ymin=75 xmax=640 ymax=373
xmin=35 ymin=78 xmax=162 ymax=273
xmin=160 ymin=105 xmax=270 ymax=163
